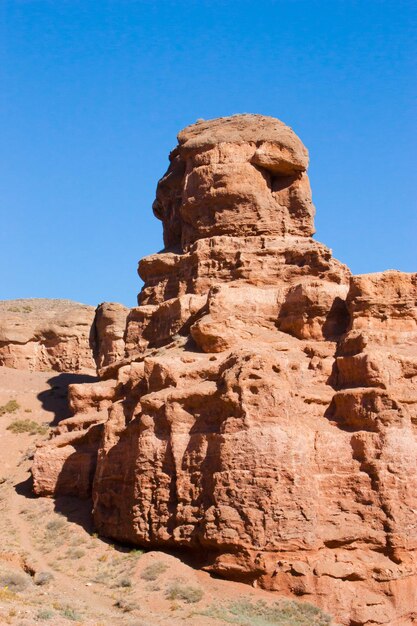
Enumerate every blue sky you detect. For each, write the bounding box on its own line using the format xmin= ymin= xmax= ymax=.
xmin=1 ymin=0 xmax=416 ymax=306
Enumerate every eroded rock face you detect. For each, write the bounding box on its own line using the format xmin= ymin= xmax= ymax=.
xmin=0 ymin=299 xmax=129 ymax=373
xmin=153 ymin=114 xmax=313 ymax=251
xmin=0 ymin=299 xmax=97 ymax=372
xmin=94 ymin=302 xmax=130 ymax=369
xmin=32 ymin=115 xmax=417 ymax=625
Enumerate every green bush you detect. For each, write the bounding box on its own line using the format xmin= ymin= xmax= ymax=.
xmin=7 ymin=419 xmax=48 ymax=435
xmin=0 ymin=400 xmax=20 ymax=416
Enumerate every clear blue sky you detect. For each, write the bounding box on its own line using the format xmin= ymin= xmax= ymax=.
xmin=1 ymin=1 xmax=416 ymax=307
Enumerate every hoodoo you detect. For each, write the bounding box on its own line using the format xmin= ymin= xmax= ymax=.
xmin=32 ymin=115 xmax=417 ymax=625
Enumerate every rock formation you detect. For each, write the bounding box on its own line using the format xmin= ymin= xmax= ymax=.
xmin=0 ymin=299 xmax=129 ymax=373
xmin=94 ymin=302 xmax=130 ymax=369
xmin=0 ymin=299 xmax=97 ymax=372
xmin=32 ymin=115 xmax=417 ymax=626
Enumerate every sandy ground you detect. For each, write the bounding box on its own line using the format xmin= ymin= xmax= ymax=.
xmin=0 ymin=366 xmax=333 ymax=626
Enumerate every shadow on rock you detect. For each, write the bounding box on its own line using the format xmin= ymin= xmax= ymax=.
xmin=38 ymin=372 xmax=98 ymax=426
xmin=15 ymin=474 xmax=36 ymax=499
xmin=54 ymin=495 xmax=94 ymax=534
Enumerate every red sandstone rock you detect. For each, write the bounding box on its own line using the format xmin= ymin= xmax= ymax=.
xmin=32 ymin=115 xmax=417 ymax=625
xmin=94 ymin=302 xmax=129 ymax=368
xmin=0 ymin=299 xmax=129 ymax=373
xmin=0 ymin=299 xmax=96 ymax=372
xmin=153 ymin=115 xmax=314 ymax=250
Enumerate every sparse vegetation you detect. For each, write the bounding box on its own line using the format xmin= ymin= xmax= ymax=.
xmin=0 ymin=570 xmax=30 ymax=592
xmin=46 ymin=518 xmax=66 ymax=533
xmin=128 ymin=548 xmax=143 ymax=558
xmin=6 ymin=419 xmax=48 ymax=435
xmin=140 ymin=561 xmax=168 ymax=581
xmin=66 ymin=548 xmax=86 ymax=559
xmin=69 ymin=535 xmax=86 ymax=547
xmin=61 ymin=606 xmax=82 ymax=621
xmin=166 ymin=581 xmax=204 ymax=604
xmin=36 ymin=608 xmax=54 ymax=620
xmin=0 ymin=370 xmax=334 ymax=626
xmin=0 ymin=400 xmax=20 ymax=416
xmin=199 ymin=599 xmax=332 ymax=626
xmin=41 ymin=516 xmax=67 ymax=549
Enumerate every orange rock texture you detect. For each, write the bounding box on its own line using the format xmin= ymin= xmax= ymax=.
xmin=32 ymin=115 xmax=417 ymax=625
xmin=0 ymin=299 xmax=128 ymax=373
xmin=0 ymin=299 xmax=97 ymax=372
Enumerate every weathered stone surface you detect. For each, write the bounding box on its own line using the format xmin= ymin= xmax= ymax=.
xmin=0 ymin=299 xmax=96 ymax=372
xmin=94 ymin=302 xmax=129 ymax=369
xmin=32 ymin=115 xmax=417 ymax=625
xmin=153 ymin=114 xmax=314 ymax=250
xmin=0 ymin=299 xmax=129 ymax=373
xmin=32 ymin=412 xmax=106 ymax=498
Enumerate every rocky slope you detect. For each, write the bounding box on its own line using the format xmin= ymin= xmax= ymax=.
xmin=0 ymin=299 xmax=129 ymax=373
xmin=31 ymin=115 xmax=417 ymax=625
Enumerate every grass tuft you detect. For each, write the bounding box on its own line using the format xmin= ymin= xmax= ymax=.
xmin=166 ymin=581 xmax=203 ymax=604
xmin=140 ymin=561 xmax=168 ymax=581
xmin=46 ymin=518 xmax=66 ymax=533
xmin=7 ymin=419 xmax=48 ymax=435
xmin=199 ymin=598 xmax=332 ymax=626
xmin=61 ymin=607 xmax=82 ymax=621
xmin=67 ymin=548 xmax=86 ymax=560
xmin=0 ymin=570 xmax=30 ymax=592
xmin=0 ymin=400 xmax=20 ymax=416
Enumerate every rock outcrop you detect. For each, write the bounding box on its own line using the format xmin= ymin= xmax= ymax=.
xmin=0 ymin=299 xmax=129 ymax=373
xmin=32 ymin=115 xmax=417 ymax=625
xmin=94 ymin=302 xmax=130 ymax=369
xmin=0 ymin=299 xmax=97 ymax=372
